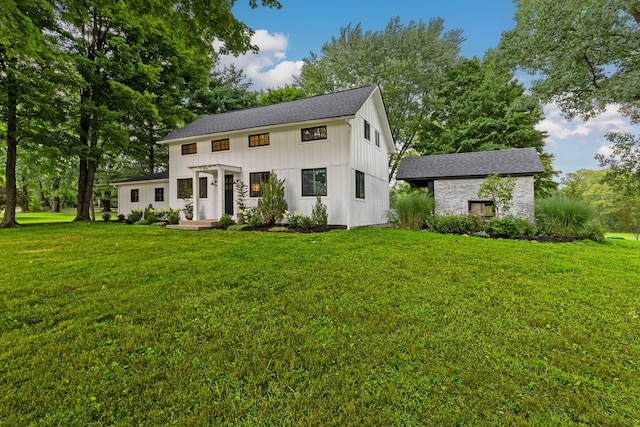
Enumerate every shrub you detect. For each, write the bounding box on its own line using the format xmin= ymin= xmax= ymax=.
xmin=102 ymin=213 xmax=111 ymax=222
xmin=392 ymin=192 xmax=434 ymax=229
xmin=299 ymin=215 xmax=314 ymax=231
xmin=235 ymin=180 xmax=249 ymax=223
xmin=284 ymin=211 xmax=304 ymax=228
xmin=128 ymin=209 xmax=143 ymax=223
xmin=167 ymin=212 xmax=180 ymax=224
xmin=257 ymin=172 xmax=288 ymax=226
xmin=486 ymin=216 xmax=532 ymax=239
xmin=242 ymin=207 xmax=263 ymax=227
xmin=219 ymin=213 xmax=235 ymax=227
xmin=311 ymin=195 xmax=328 ymax=226
xmin=133 ymin=219 xmax=150 ymax=225
xmin=575 ymin=222 xmax=605 ymax=243
xmin=429 ymin=214 xmax=474 ymax=234
xmin=535 ymin=196 xmax=597 ymax=237
xmin=117 ymin=214 xmax=125 ymax=222
xmin=146 ymin=213 xmax=158 ymax=223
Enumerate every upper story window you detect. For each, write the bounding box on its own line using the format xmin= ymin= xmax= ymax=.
xmin=301 ymin=168 xmax=327 ymax=196
xmin=355 ymin=170 xmax=365 ymax=199
xmin=375 ymin=130 xmax=380 ymax=147
xmin=131 ymin=189 xmax=139 ymax=203
xmin=364 ymin=120 xmax=371 ymax=141
xmin=301 ymin=126 xmax=327 ymax=142
xmin=155 ymin=188 xmax=164 ymax=202
xmin=250 ymin=172 xmax=270 ymax=197
xmin=181 ymin=143 xmax=197 ymax=155
xmin=212 ymin=138 xmax=230 ymax=152
xmin=249 ymin=133 xmax=269 ymax=147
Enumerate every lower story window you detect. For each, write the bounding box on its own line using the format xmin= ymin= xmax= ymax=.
xmin=355 ymin=170 xmax=365 ymax=199
xmin=199 ymin=176 xmax=208 ymax=199
xmin=250 ymin=172 xmax=270 ymax=197
xmin=177 ymin=178 xmax=193 ymax=199
xmin=469 ymin=201 xmax=495 ymax=217
xmin=302 ymin=168 xmax=327 ymax=196
xmin=131 ymin=189 xmax=139 ymax=203
xmin=155 ymin=188 xmax=164 ymax=202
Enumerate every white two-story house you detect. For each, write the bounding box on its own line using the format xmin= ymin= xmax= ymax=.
xmin=113 ymin=85 xmax=395 ymax=228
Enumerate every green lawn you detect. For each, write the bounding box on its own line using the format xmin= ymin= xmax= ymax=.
xmin=14 ymin=209 xmax=76 ymax=224
xmin=605 ymin=232 xmax=639 ymax=241
xmin=1 ymin=224 xmax=639 ymax=426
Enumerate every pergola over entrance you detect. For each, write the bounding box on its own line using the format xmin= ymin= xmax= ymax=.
xmin=188 ymin=164 xmax=242 ymax=220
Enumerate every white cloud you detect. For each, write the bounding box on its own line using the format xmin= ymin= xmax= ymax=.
xmin=597 ymin=144 xmax=614 ymax=158
xmin=537 ymin=103 xmax=633 ymax=140
xmin=216 ymin=29 xmax=303 ymax=91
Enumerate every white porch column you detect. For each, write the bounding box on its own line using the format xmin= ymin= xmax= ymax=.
xmin=217 ymin=166 xmax=224 ymax=220
xmin=193 ymin=170 xmax=200 ymax=221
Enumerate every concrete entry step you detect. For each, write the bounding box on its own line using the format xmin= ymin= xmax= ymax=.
xmin=166 ymin=219 xmax=218 ymax=230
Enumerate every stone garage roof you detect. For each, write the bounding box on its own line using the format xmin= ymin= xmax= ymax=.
xmin=396 ymin=148 xmax=545 ymax=182
xmin=159 ymin=85 xmax=379 ymax=142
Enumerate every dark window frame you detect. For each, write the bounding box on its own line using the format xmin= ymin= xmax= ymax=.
xmin=301 ymin=125 xmax=327 ymax=142
xmin=468 ymin=200 xmax=495 ymax=218
xmin=249 ymin=133 xmax=270 ymax=147
xmin=131 ymin=189 xmax=139 ymax=203
xmin=355 ymin=170 xmax=365 ymax=199
xmin=364 ymin=120 xmax=371 ymax=141
xmin=181 ymin=143 xmax=197 ymax=155
xmin=199 ymin=176 xmax=208 ymax=199
xmin=212 ymin=138 xmax=230 ymax=152
xmin=177 ymin=178 xmax=193 ymax=199
xmin=301 ymin=168 xmax=327 ymax=197
xmin=375 ymin=130 xmax=380 ymax=147
xmin=250 ymin=171 xmax=270 ymax=197
xmin=154 ymin=187 xmax=164 ymax=202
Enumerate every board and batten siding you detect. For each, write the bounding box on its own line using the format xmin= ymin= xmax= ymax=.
xmin=115 ymin=180 xmax=169 ymax=217
xmin=167 ymin=119 xmax=352 ymax=223
xmin=434 ymin=176 xmax=536 ymax=218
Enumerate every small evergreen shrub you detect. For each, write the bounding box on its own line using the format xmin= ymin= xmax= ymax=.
xmin=486 ymin=216 xmax=532 ymax=238
xmin=429 ymin=214 xmax=474 ymax=234
xmin=299 ymin=215 xmax=315 ymax=231
xmin=257 ymin=172 xmax=288 ymax=226
xmin=167 ymin=212 xmax=180 ymax=224
xmin=392 ymin=192 xmax=434 ymax=229
xmin=219 ymin=213 xmax=235 ymax=227
xmin=117 ymin=214 xmax=125 ymax=222
xmin=128 ymin=209 xmax=143 ymax=222
xmin=102 ymin=213 xmax=111 ymax=222
xmin=311 ymin=195 xmax=328 ymax=226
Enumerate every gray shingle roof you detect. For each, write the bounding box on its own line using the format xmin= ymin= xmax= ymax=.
xmin=111 ymin=171 xmax=169 ymax=184
xmin=159 ymin=85 xmax=379 ymax=142
xmin=396 ymin=148 xmax=545 ymax=181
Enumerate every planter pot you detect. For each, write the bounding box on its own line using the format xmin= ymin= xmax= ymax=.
xmin=185 ymin=212 xmax=193 ymax=220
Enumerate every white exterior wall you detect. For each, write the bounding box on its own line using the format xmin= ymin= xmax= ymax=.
xmin=434 ymin=175 xmax=535 ymax=218
xmin=115 ymin=180 xmax=169 ymax=216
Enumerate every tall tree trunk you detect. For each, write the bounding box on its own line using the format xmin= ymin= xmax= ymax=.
xmin=1 ymin=70 xmax=19 ymax=228
xmin=100 ymin=190 xmax=112 ymax=212
xmin=75 ymin=90 xmax=96 ymax=221
xmin=50 ymin=177 xmax=60 ymax=212
xmin=19 ymin=184 xmax=30 ymax=212
xmin=148 ymin=139 xmax=155 ymax=174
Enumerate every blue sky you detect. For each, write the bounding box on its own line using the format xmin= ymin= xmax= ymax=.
xmin=220 ymin=0 xmax=635 ymax=177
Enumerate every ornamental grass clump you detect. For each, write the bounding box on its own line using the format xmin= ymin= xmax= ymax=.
xmin=392 ymin=192 xmax=434 ymax=229
xmin=535 ymin=196 xmax=599 ymax=238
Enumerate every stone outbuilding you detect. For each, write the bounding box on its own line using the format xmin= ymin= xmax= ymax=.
xmin=396 ymin=148 xmax=545 ymax=218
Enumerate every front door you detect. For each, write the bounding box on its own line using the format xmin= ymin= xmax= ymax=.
xmin=224 ymin=175 xmax=234 ymax=215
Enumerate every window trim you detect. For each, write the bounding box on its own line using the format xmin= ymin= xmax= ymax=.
xmin=249 ymin=133 xmax=270 ymax=148
xmin=301 ymin=168 xmax=327 ymax=197
xmin=131 ymin=188 xmax=139 ymax=203
xmin=364 ymin=120 xmax=371 ymax=141
xmin=301 ymin=125 xmax=327 ymax=142
xmin=355 ymin=170 xmax=365 ymax=199
xmin=177 ymin=178 xmax=193 ymax=199
xmin=212 ymin=138 xmax=230 ymax=152
xmin=199 ymin=176 xmax=208 ymax=199
xmin=468 ymin=200 xmax=495 ymax=218
xmin=181 ymin=143 xmax=197 ymax=155
xmin=250 ymin=171 xmax=270 ymax=197
xmin=375 ymin=130 xmax=380 ymax=147
xmin=154 ymin=187 xmax=164 ymax=202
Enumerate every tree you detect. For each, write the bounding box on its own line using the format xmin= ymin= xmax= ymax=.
xmin=477 ymin=173 xmax=516 ymax=218
xmin=297 ymin=17 xmax=463 ymax=179
xmin=560 ymin=169 xmax=619 ymax=229
xmin=257 ymin=171 xmax=288 ymax=226
xmin=257 ymin=85 xmax=307 ymax=106
xmin=500 ymin=0 xmax=640 ymax=123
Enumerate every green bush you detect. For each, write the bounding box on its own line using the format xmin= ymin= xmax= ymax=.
xmin=257 ymin=172 xmax=288 ymax=226
xmin=117 ymin=214 xmax=125 ymax=222
xmin=535 ymin=196 xmax=597 ymax=237
xmin=486 ymin=216 xmax=533 ymax=239
xmin=133 ymin=219 xmax=150 ymax=225
xmin=429 ymin=214 xmax=474 ymax=234
xmin=167 ymin=212 xmax=180 ymax=224
xmin=128 ymin=209 xmax=143 ymax=222
xmin=311 ymin=195 xmax=328 ymax=226
xmin=102 ymin=213 xmax=111 ymax=222
xmin=575 ymin=222 xmax=605 ymax=243
xmin=391 ymin=191 xmax=434 ymax=229
xmin=219 ymin=213 xmax=235 ymax=227
xmin=242 ymin=207 xmax=263 ymax=227
xmin=299 ymin=215 xmax=314 ymax=230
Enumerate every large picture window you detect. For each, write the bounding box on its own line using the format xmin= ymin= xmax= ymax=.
xmin=249 ymin=133 xmax=269 ymax=147
xmin=177 ymin=178 xmax=193 ymax=199
xmin=131 ymin=189 xmax=139 ymax=203
xmin=301 ymin=168 xmax=327 ymax=196
xmin=355 ymin=170 xmax=365 ymax=199
xmin=181 ymin=143 xmax=197 ymax=155
xmin=301 ymin=126 xmax=327 ymax=141
xmin=212 ymin=138 xmax=230 ymax=152
xmin=154 ymin=188 xmax=164 ymax=202
xmin=250 ymin=172 xmax=270 ymax=197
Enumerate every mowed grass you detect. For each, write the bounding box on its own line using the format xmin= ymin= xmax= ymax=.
xmin=1 ymin=224 xmax=639 ymax=426
xmin=14 ymin=209 xmax=76 ymax=224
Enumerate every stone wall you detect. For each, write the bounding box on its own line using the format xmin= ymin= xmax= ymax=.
xmin=434 ymin=176 xmax=535 ymax=218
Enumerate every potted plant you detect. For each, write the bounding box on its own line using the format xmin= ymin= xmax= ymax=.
xmin=182 ymin=198 xmax=193 ymax=220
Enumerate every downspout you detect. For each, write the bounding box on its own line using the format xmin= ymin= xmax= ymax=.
xmin=346 ymin=118 xmax=353 ymax=229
